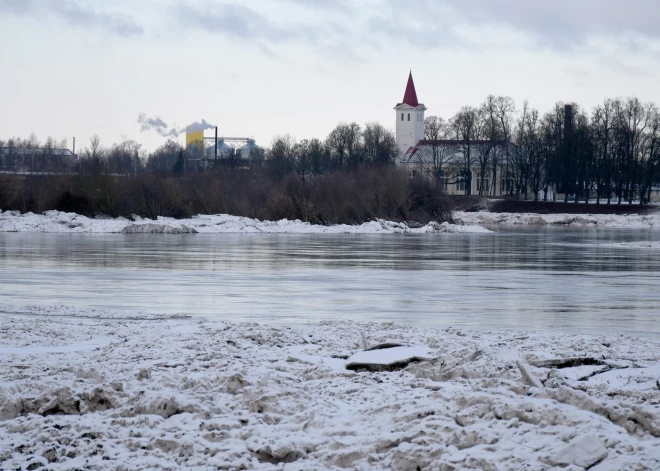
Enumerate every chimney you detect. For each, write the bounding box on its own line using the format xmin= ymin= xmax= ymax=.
xmin=564 ymin=104 xmax=573 ymax=142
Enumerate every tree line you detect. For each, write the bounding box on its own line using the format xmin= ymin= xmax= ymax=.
xmin=0 ymin=121 xmax=398 ymax=178
xmin=419 ymin=96 xmax=660 ymax=204
xmin=0 ymin=122 xmax=451 ymax=223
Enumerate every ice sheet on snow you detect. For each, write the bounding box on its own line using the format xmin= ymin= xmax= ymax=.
xmin=346 ymin=345 xmax=435 ymax=369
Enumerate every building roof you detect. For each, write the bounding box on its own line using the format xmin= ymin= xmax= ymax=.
xmin=397 ymin=71 xmax=422 ymax=108
xmin=401 ymin=140 xmax=508 ymax=164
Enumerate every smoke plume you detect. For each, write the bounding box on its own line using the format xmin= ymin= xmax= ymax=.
xmin=137 ymin=114 xmax=216 ymax=138
xmin=137 ymin=113 xmax=183 ymax=138
xmin=186 ymin=119 xmax=216 ymax=133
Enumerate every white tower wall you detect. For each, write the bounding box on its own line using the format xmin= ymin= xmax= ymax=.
xmin=395 ymin=106 xmax=425 ymax=158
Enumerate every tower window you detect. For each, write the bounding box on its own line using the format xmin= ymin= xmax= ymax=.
xmin=408 ymin=113 xmax=410 ymax=121
xmin=401 ymin=113 xmax=404 ymax=121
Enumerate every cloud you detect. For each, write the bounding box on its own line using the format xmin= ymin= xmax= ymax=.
xmin=278 ymin=0 xmax=660 ymax=55
xmin=279 ymin=0 xmax=353 ymax=14
xmin=172 ymin=1 xmax=363 ymax=62
xmin=0 ymin=0 xmax=143 ymax=37
xmin=174 ymin=2 xmax=316 ymax=44
xmin=379 ymin=0 xmax=660 ymax=51
xmin=599 ymin=57 xmax=652 ymax=77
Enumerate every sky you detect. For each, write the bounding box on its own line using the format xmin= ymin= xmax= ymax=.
xmin=1 ymin=0 xmax=659 ymax=153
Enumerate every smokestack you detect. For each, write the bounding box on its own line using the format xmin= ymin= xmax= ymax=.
xmin=564 ymin=104 xmax=573 ymax=142
xmin=72 ymin=137 xmax=75 ymax=155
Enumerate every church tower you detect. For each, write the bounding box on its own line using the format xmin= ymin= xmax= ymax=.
xmin=394 ymin=71 xmax=426 ymax=159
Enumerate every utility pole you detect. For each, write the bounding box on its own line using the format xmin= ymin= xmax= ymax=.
xmin=214 ymin=126 xmax=218 ymax=168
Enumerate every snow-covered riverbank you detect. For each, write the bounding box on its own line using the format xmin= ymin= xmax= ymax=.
xmin=1 ymin=312 xmax=659 ymax=470
xmin=455 ymin=210 xmax=660 ymax=228
xmin=0 ymin=210 xmax=490 ymax=234
xmin=2 ymin=209 xmax=658 ymax=234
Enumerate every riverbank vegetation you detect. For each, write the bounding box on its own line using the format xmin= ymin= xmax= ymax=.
xmin=0 ymin=168 xmax=451 ymax=225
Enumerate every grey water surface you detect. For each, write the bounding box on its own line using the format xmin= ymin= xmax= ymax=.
xmin=1 ymin=227 xmax=659 ymax=336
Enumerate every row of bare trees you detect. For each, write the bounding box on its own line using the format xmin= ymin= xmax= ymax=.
xmin=0 ymin=134 xmax=143 ymax=177
xmin=266 ymin=122 xmax=398 ymax=181
xmin=418 ymin=96 xmax=660 ymax=203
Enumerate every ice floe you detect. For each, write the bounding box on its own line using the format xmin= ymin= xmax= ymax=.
xmin=1 ymin=312 xmax=659 ymax=469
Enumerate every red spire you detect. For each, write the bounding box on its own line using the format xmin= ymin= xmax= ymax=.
xmin=402 ymin=71 xmax=419 ymax=107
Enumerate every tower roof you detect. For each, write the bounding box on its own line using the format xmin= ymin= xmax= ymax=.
xmin=400 ymin=71 xmax=419 ymax=107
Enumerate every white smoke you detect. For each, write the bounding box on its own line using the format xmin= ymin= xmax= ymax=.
xmin=137 ymin=115 xmax=216 ymax=138
xmin=186 ymin=119 xmax=216 ymax=133
xmin=137 ymin=113 xmax=183 ymax=138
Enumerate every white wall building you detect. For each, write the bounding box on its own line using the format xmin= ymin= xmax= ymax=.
xmin=393 ymin=72 xmax=426 ymax=161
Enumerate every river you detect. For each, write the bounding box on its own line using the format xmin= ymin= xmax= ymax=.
xmin=0 ymin=227 xmax=659 ymax=336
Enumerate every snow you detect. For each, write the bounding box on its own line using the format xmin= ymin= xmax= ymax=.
xmin=1 ymin=311 xmax=660 ymax=470
xmin=455 ymin=210 xmax=660 ymax=228
xmin=0 ymin=210 xmax=490 ymax=234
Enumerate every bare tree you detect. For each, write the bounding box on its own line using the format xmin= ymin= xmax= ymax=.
xmin=592 ymin=100 xmax=615 ymax=203
xmin=614 ymin=98 xmax=649 ymax=203
xmin=495 ymin=96 xmax=515 ymax=195
xmin=268 ymin=134 xmax=296 ymax=180
xmin=420 ymin=116 xmax=455 ymax=186
xmin=452 ymin=106 xmax=479 ymax=195
xmin=362 ymin=122 xmax=398 ymax=166
xmin=476 ymin=96 xmax=505 ymax=196
xmin=326 ymin=122 xmax=361 ymax=168
xmin=639 ymin=104 xmax=659 ymax=203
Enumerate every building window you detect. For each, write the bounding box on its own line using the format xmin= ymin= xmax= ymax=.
xmin=408 ymin=113 xmax=410 ymax=121
xmin=456 ymin=181 xmax=465 ymax=192
xmin=401 ymin=113 xmax=404 ymax=121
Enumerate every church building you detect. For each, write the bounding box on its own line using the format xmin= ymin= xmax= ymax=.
xmin=394 ymin=72 xmax=427 ymax=159
xmin=394 ymin=72 xmax=507 ymax=197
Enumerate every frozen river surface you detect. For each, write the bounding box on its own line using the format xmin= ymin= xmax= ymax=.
xmin=1 ymin=227 xmax=659 ymax=336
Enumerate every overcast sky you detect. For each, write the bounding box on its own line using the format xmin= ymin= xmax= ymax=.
xmin=1 ymin=0 xmax=659 ymax=152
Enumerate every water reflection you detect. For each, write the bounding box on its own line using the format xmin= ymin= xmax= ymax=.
xmin=0 ymin=227 xmax=659 ymax=336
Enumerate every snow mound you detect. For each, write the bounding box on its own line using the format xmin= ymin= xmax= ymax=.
xmin=121 ymin=223 xmax=198 ymax=234
xmin=455 ymin=210 xmax=660 ymax=228
xmin=0 ymin=210 xmax=491 ymax=234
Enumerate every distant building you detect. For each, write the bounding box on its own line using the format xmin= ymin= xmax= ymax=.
xmin=394 ymin=73 xmax=551 ymax=198
xmin=0 ymin=147 xmax=77 ymax=158
xmin=0 ymin=147 xmax=77 ymax=174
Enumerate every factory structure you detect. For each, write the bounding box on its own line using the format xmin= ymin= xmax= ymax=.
xmin=184 ymin=123 xmax=264 ymax=170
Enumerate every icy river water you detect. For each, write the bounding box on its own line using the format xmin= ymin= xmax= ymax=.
xmin=1 ymin=227 xmax=659 ymax=336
